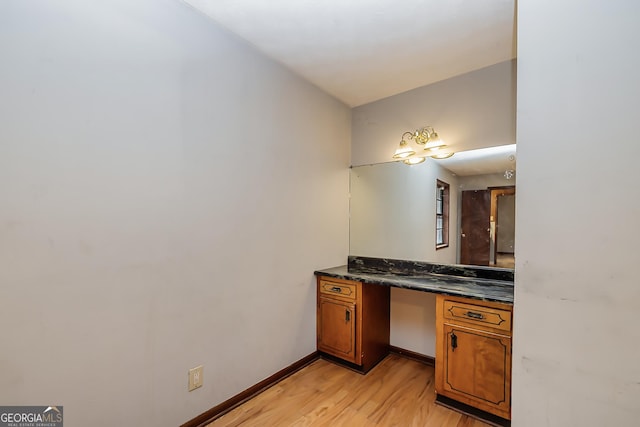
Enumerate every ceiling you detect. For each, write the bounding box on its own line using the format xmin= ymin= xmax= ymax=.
xmin=182 ymin=0 xmax=517 ymax=107
xmin=437 ymin=144 xmax=516 ymax=176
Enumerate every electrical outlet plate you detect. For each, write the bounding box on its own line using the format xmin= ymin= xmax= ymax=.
xmin=188 ymin=365 xmax=203 ymax=391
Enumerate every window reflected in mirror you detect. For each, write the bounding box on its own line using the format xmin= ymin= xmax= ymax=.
xmin=436 ymin=180 xmax=449 ymax=249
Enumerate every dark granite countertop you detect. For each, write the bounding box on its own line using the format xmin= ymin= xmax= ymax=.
xmin=314 ymin=256 xmax=514 ymax=304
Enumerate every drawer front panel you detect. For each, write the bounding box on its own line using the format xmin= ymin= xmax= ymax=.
xmin=443 ymin=300 xmax=511 ymax=332
xmin=319 ymin=280 xmax=357 ymax=300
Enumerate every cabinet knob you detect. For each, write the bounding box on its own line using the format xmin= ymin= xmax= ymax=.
xmin=345 ymin=309 xmax=351 ymax=322
xmin=331 ymin=286 xmax=342 ymax=293
xmin=450 ymin=332 xmax=458 ymax=352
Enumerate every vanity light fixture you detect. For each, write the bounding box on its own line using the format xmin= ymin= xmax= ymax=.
xmin=392 ymin=126 xmax=454 ymax=164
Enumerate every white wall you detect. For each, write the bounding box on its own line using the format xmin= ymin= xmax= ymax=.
xmin=496 ymin=194 xmax=515 ymax=253
xmin=351 ymin=60 xmax=517 ymax=166
xmin=458 ymin=172 xmax=514 ymax=191
xmin=0 ymin=1 xmax=350 ymax=425
xmin=513 ymin=1 xmax=640 ymax=425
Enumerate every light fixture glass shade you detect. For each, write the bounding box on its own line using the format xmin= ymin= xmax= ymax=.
xmin=392 ymin=141 xmax=415 ymax=159
xmin=403 ymin=156 xmax=426 ymax=165
xmin=424 ymin=134 xmax=445 ymax=150
xmin=427 ymin=143 xmax=448 ymax=152
xmin=431 ymin=152 xmax=454 ymax=159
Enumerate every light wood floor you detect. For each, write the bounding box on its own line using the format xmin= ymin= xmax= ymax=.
xmin=206 ymin=353 xmax=491 ymax=427
xmin=494 ymin=253 xmax=515 ymax=269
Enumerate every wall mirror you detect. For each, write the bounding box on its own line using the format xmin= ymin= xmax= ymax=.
xmin=349 ymin=144 xmax=516 ymax=269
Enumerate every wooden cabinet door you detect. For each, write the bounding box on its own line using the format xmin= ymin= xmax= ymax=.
xmin=442 ymin=324 xmax=511 ymax=418
xmin=317 ymin=296 xmax=357 ymax=363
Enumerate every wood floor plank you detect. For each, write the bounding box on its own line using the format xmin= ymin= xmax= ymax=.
xmin=206 ymin=354 xmax=492 ymax=427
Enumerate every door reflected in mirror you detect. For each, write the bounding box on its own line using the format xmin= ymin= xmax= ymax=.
xmin=349 ymin=144 xmax=516 ymax=269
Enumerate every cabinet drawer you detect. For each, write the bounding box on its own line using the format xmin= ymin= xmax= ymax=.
xmin=319 ymin=280 xmax=357 ymax=300
xmin=443 ymin=299 xmax=511 ymax=332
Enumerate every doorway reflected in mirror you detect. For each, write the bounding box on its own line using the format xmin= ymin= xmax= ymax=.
xmin=459 ymin=187 xmax=515 ymax=268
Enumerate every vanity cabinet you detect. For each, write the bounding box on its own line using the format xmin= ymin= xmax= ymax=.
xmin=316 ymin=276 xmax=390 ymax=372
xmin=435 ymin=295 xmax=513 ymax=420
